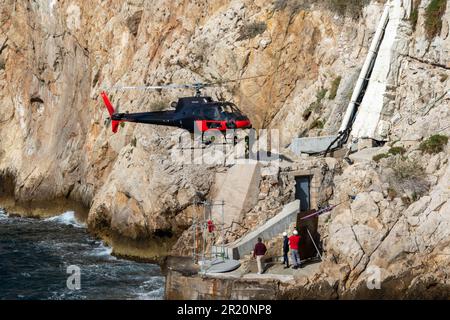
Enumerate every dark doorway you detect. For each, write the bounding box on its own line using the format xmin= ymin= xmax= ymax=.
xmin=295 ymin=176 xmax=311 ymax=212
xmin=297 ymin=210 xmax=321 ymax=262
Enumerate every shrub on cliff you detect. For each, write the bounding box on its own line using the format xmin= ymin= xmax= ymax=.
xmin=390 ymin=157 xmax=424 ymax=180
xmin=386 ymin=156 xmax=429 ymax=199
xmin=419 ymin=134 xmax=449 ymax=154
xmin=410 ymin=0 xmax=420 ymax=31
xmin=325 ymin=0 xmax=370 ymax=19
xmin=309 ymin=118 xmax=324 ymax=129
xmin=272 ymin=0 xmax=370 ymax=19
xmin=272 ymin=0 xmax=308 ymax=15
xmin=328 ymin=76 xmax=341 ymax=100
xmin=388 ymin=146 xmax=407 ymax=156
xmin=424 ymin=0 xmax=447 ymax=39
xmin=373 ymin=153 xmax=389 ymax=162
xmin=303 ymin=88 xmax=327 ymax=120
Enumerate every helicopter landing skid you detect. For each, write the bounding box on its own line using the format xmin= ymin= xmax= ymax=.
xmin=176 ymin=134 xmax=249 ymax=150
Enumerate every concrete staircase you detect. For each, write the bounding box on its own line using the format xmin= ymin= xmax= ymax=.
xmin=214 ymin=200 xmax=300 ymax=260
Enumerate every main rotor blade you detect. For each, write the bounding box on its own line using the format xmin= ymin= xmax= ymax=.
xmin=207 ymin=74 xmax=270 ymax=86
xmin=108 ymin=74 xmax=270 ymax=91
xmin=111 ymin=84 xmax=193 ymax=90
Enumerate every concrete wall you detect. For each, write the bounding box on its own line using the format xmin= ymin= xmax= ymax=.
xmin=165 ymin=270 xmax=288 ymax=300
xmin=212 ymin=162 xmax=261 ymax=227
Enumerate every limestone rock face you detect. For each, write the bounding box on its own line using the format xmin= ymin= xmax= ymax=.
xmin=0 ymin=0 xmax=449 ymax=298
xmin=314 ymin=143 xmax=450 ymax=297
xmin=0 ymin=0 xmax=381 ymax=254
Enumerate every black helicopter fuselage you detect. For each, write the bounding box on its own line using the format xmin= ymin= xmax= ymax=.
xmin=103 ymin=94 xmax=252 ymax=133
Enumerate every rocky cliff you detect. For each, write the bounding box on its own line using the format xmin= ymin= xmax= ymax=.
xmin=0 ymin=0 xmax=449 ymax=298
xmin=0 ymin=0 xmax=379 ymax=254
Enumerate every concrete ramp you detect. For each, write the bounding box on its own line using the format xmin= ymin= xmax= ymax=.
xmin=289 ymin=1 xmax=406 ymax=154
xmin=351 ymin=0 xmax=404 ymax=139
xmin=213 ymin=162 xmax=261 ymax=227
xmin=221 ymin=200 xmax=300 ymax=260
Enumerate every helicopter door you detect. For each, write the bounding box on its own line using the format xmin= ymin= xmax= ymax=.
xmin=182 ymin=108 xmax=201 ymax=132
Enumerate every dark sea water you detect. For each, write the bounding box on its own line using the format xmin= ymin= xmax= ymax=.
xmin=0 ymin=209 xmax=165 ymax=300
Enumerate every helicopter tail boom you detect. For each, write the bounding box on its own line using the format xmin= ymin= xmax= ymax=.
xmin=100 ymin=91 xmax=120 ymax=133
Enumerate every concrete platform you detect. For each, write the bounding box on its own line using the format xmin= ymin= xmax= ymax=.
xmin=263 ymin=260 xmax=321 ymax=278
xmin=242 ymin=273 xmax=294 ymax=283
xmin=203 ymin=260 xmax=321 ymax=283
xmin=200 ymin=258 xmax=241 ymax=273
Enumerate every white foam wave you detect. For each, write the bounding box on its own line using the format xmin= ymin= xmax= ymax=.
xmin=135 ymin=286 xmax=165 ymax=300
xmin=0 ymin=209 xmax=7 ymax=220
xmin=88 ymin=242 xmax=115 ymax=259
xmin=45 ymin=211 xmax=85 ymax=228
xmin=134 ymin=277 xmax=165 ymax=300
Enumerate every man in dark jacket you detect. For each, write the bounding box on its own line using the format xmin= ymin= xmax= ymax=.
xmin=253 ymin=237 xmax=267 ymax=274
xmin=282 ymin=232 xmax=289 ymax=268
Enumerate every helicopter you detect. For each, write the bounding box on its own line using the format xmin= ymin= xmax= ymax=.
xmin=100 ymin=81 xmax=255 ymax=138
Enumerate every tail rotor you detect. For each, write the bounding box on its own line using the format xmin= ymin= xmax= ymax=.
xmin=100 ymin=91 xmax=120 ymax=133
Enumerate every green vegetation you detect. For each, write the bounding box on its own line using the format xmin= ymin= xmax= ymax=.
xmin=316 ymin=88 xmax=327 ymax=101
xmin=373 ymin=153 xmax=389 ymax=162
xmin=310 ymin=119 xmax=324 ymax=130
xmin=237 ymin=22 xmax=267 ymax=41
xmin=131 ymin=137 xmax=137 ymax=147
xmin=410 ymin=0 xmax=421 ymax=31
xmin=390 ymin=157 xmax=425 ymax=180
xmin=328 ymin=76 xmax=342 ymax=100
xmin=303 ymin=88 xmax=328 ymax=120
xmin=0 ymin=58 xmax=4 ymax=70
xmin=387 ymin=156 xmax=429 ymax=200
xmin=440 ymin=73 xmax=448 ymax=82
xmin=272 ymin=0 xmax=306 ymax=15
xmin=424 ymin=0 xmax=447 ymax=39
xmin=272 ymin=0 xmax=369 ymax=18
xmin=372 ymin=144 xmax=410 ymax=162
xmin=325 ymin=0 xmax=370 ymax=19
xmin=388 ymin=146 xmax=407 ymax=156
xmin=419 ymin=134 xmax=448 ymax=154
